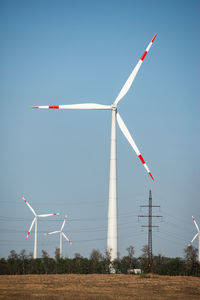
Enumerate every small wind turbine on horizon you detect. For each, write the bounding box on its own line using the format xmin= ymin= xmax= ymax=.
xmin=188 ymin=216 xmax=200 ymax=262
xmin=21 ymin=195 xmax=62 ymax=259
xmin=30 ymin=34 xmax=157 ymax=262
xmin=44 ymin=215 xmax=72 ymax=258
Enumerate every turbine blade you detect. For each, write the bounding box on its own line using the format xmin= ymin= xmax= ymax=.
xmin=21 ymin=195 xmax=36 ymax=216
xmin=114 ymin=34 xmax=157 ymax=106
xmin=188 ymin=233 xmax=199 ymax=246
xmin=116 ymin=112 xmax=154 ymax=181
xmin=192 ymin=216 xmax=200 ymax=232
xmin=44 ymin=231 xmax=60 ymax=236
xmin=62 ymin=232 xmax=72 ymax=244
xmin=38 ymin=213 xmax=62 ymax=218
xmin=61 ymin=215 xmax=67 ymax=231
xmin=25 ymin=217 xmax=36 ymax=240
xmin=30 ymin=103 xmax=111 ymax=110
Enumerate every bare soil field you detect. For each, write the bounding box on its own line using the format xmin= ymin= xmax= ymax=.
xmin=0 ymin=274 xmax=200 ymax=300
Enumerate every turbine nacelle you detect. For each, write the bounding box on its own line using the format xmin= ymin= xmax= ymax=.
xmin=111 ymin=104 xmax=117 ymax=111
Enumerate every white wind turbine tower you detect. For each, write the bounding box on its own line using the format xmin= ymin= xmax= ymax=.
xmin=188 ymin=216 xmax=200 ymax=262
xmin=21 ymin=195 xmax=62 ymax=259
xmin=44 ymin=215 xmax=72 ymax=258
xmin=30 ymin=34 xmax=157 ymax=262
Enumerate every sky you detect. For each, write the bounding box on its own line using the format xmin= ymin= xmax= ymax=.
xmin=0 ymin=0 xmax=200 ymax=260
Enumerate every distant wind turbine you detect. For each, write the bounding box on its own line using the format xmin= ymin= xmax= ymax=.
xmin=188 ymin=216 xmax=200 ymax=262
xmin=44 ymin=215 xmax=72 ymax=258
xmin=21 ymin=195 xmax=62 ymax=259
xmin=30 ymin=34 xmax=157 ymax=262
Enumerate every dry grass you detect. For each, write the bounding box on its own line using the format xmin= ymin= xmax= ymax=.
xmin=0 ymin=274 xmax=200 ymax=299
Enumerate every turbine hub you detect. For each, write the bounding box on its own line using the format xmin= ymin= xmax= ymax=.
xmin=111 ymin=104 xmax=117 ymax=111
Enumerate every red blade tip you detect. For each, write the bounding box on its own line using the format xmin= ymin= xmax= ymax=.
xmin=29 ymin=106 xmax=39 ymax=109
xmin=149 ymin=172 xmax=154 ymax=181
xmin=152 ymin=34 xmax=157 ymax=43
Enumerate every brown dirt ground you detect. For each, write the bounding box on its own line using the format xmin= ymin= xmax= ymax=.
xmin=0 ymin=274 xmax=200 ymax=300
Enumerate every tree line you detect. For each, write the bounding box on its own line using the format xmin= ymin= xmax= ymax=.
xmin=0 ymin=245 xmax=199 ymax=276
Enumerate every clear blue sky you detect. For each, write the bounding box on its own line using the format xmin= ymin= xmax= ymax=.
xmin=1 ymin=0 xmax=200 ymax=259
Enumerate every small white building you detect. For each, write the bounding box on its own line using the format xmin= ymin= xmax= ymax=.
xmin=132 ymin=269 xmax=142 ymax=274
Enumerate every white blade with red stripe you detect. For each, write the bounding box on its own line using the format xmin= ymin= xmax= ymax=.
xmin=21 ymin=195 xmax=36 ymax=216
xmin=25 ymin=217 xmax=36 ymax=240
xmin=61 ymin=215 xmax=67 ymax=231
xmin=30 ymin=103 xmax=111 ymax=110
xmin=114 ymin=34 xmax=157 ymax=106
xmin=116 ymin=112 xmax=154 ymax=181
xmin=192 ymin=216 xmax=200 ymax=232
xmin=62 ymin=232 xmax=72 ymax=244
xmin=44 ymin=231 xmax=60 ymax=235
xmin=38 ymin=213 xmax=62 ymax=218
xmin=188 ymin=233 xmax=199 ymax=246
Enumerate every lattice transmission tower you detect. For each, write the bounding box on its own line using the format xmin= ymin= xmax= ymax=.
xmin=138 ymin=190 xmax=162 ymax=273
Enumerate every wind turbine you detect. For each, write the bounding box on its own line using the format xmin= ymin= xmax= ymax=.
xmin=30 ymin=34 xmax=157 ymax=262
xmin=188 ymin=216 xmax=200 ymax=262
xmin=21 ymin=195 xmax=62 ymax=259
xmin=44 ymin=215 xmax=72 ymax=258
